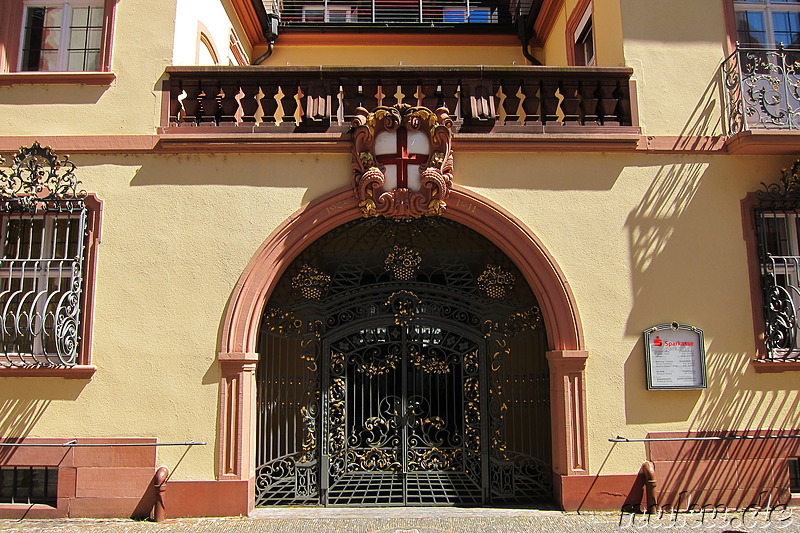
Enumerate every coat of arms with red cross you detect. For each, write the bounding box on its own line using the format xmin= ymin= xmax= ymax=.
xmin=352 ymin=104 xmax=454 ymax=219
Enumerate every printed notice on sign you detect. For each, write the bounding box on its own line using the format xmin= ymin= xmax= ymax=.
xmin=643 ymin=323 xmax=706 ymax=390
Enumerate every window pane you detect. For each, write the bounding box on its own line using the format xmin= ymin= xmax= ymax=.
xmin=737 ymin=11 xmax=768 ymax=46
xmin=89 ymin=6 xmax=104 ymax=26
xmin=71 ymin=6 xmax=90 ymax=26
xmin=87 ymin=27 xmax=103 ymax=48
xmin=773 ymin=11 xmax=800 ymax=47
xmin=69 ymin=28 xmax=87 ymax=49
xmin=21 ymin=7 xmax=63 ymax=71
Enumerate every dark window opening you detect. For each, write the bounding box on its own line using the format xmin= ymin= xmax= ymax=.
xmin=789 ymin=457 xmax=800 ymax=493
xmin=0 ymin=467 xmax=58 ymax=506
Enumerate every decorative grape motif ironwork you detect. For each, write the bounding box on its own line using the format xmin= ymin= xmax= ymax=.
xmin=291 ymin=264 xmax=331 ymax=299
xmin=384 ymin=245 xmax=422 ymax=280
xmin=478 ymin=265 xmax=516 ymax=298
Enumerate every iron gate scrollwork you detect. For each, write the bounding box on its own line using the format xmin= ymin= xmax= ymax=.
xmin=256 ymin=217 xmax=552 ymax=506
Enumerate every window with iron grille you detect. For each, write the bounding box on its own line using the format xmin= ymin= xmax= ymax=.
xmin=753 ymin=161 xmax=800 ymax=360
xmin=0 ymin=143 xmax=92 ymax=369
xmin=0 ymin=466 xmax=58 ymax=506
xmin=0 ymin=201 xmax=86 ymax=366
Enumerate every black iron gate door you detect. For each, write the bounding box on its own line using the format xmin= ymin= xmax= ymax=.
xmin=255 ymin=217 xmax=553 ymax=507
xmin=322 ymin=322 xmax=484 ymax=505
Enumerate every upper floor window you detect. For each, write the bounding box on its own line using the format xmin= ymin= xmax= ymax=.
xmin=0 ymin=0 xmax=115 ymax=73
xmin=20 ymin=1 xmax=103 ymax=71
xmin=735 ymin=0 xmax=800 ymax=48
xmin=569 ymin=2 xmax=595 ymax=66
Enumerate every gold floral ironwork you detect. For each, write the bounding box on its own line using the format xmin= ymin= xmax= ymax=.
xmin=384 ymin=245 xmax=422 ymax=280
xmin=386 ymin=290 xmax=420 ymax=326
xmin=291 ymin=265 xmax=331 ymax=299
xmin=352 ymin=351 xmax=400 ymax=377
xmin=409 ymin=346 xmax=451 ymax=374
xmin=477 ymin=265 xmax=516 ymax=299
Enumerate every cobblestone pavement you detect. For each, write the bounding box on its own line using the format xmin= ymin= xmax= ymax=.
xmin=0 ymin=507 xmax=795 ymax=533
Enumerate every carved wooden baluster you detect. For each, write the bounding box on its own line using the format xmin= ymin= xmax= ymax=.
xmin=338 ymin=81 xmax=361 ymax=123
xmin=280 ymin=84 xmax=300 ymax=125
xmin=597 ymin=80 xmax=623 ymax=126
xmin=501 ymin=81 xmax=521 ymax=124
xmin=169 ymin=79 xmax=185 ymax=125
xmin=559 ymin=78 xmax=582 ymax=125
xmin=441 ymin=82 xmax=460 ymax=119
xmin=541 ymin=78 xmax=561 ymax=125
xmin=219 ymin=80 xmax=240 ymax=125
xmin=238 ymin=81 xmax=261 ymax=124
xmin=178 ymin=79 xmax=202 ymax=126
xmin=466 ymin=80 xmax=496 ymax=129
xmin=579 ymin=80 xmax=600 ymax=125
xmin=199 ymin=79 xmax=222 ymax=125
xmin=361 ymin=82 xmax=379 ymax=111
xmin=304 ymin=79 xmax=331 ymax=129
xmin=419 ymin=82 xmax=438 ymax=110
xmin=258 ymin=81 xmax=280 ymax=126
xmin=520 ymin=80 xmax=541 ymax=125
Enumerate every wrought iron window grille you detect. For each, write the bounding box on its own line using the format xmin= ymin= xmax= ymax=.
xmin=754 ymin=160 xmax=800 ymax=360
xmin=0 ymin=143 xmax=88 ymax=368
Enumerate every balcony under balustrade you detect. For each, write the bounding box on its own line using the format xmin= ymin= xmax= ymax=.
xmin=160 ymin=65 xmax=640 ymax=150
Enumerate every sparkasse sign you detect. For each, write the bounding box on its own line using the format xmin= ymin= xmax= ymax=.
xmin=643 ymin=322 xmax=707 ymax=390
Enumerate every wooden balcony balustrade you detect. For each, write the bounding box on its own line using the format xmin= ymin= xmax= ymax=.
xmin=163 ymin=66 xmax=638 ymax=135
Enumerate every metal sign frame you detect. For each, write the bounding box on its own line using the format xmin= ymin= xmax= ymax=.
xmin=643 ymin=322 xmax=707 ymax=391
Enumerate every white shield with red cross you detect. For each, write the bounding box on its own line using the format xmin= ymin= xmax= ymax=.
xmin=374 ymin=128 xmax=431 ymax=192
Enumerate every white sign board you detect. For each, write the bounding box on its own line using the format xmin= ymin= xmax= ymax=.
xmin=643 ymin=322 xmax=707 ymax=390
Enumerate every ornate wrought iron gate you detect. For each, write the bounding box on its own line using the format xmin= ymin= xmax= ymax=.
xmin=256 ymin=217 xmax=551 ymax=506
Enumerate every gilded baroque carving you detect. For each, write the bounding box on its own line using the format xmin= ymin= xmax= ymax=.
xmin=352 ymin=104 xmax=454 ymax=219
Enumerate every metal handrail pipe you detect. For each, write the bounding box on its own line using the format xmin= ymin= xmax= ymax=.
xmin=0 ymin=440 xmax=206 ymax=447
xmin=610 ymin=434 xmax=800 ymax=443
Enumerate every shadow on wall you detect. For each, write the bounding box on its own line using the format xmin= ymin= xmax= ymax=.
xmin=646 ymin=354 xmax=800 ymax=510
xmin=0 ymin=380 xmax=87 ymax=459
xmin=0 ymin=399 xmax=50 ymax=463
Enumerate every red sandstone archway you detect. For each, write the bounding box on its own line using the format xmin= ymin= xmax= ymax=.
xmin=216 ymin=186 xmax=589 ymax=510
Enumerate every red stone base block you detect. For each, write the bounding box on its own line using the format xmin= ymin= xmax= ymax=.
xmin=165 ymin=479 xmax=253 ymax=517
xmin=556 ymin=473 xmax=644 ymax=511
xmin=0 ymin=437 xmax=157 ymax=519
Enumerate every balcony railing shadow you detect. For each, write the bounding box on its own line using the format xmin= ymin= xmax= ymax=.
xmin=724 ymin=44 xmax=800 ymax=134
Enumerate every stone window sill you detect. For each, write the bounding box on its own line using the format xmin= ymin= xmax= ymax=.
xmin=0 ymin=365 xmax=97 ymax=379
xmin=752 ymin=360 xmax=800 ymax=373
xmin=0 ymin=72 xmax=115 ymax=86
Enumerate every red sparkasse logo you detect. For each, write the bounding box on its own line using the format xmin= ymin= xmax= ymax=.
xmin=653 ymin=336 xmax=662 ymax=347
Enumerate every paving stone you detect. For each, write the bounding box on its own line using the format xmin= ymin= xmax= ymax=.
xmin=0 ymin=507 xmax=795 ymax=532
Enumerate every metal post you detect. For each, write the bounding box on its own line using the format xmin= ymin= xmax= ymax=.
xmin=153 ymin=466 xmax=169 ymax=522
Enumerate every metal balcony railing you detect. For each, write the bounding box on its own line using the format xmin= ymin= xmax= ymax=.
xmin=163 ymin=66 xmax=637 ymax=134
xmin=724 ymin=44 xmax=800 ymax=134
xmin=273 ymin=0 xmax=530 ymax=27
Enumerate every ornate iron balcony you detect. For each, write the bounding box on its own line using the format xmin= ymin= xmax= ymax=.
xmin=163 ymin=66 xmax=637 ymax=135
xmin=724 ymin=44 xmax=800 ymax=134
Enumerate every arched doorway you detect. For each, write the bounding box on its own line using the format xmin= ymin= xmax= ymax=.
xmin=255 ymin=216 xmax=551 ymax=506
xmin=217 ymin=186 xmax=588 ymax=512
